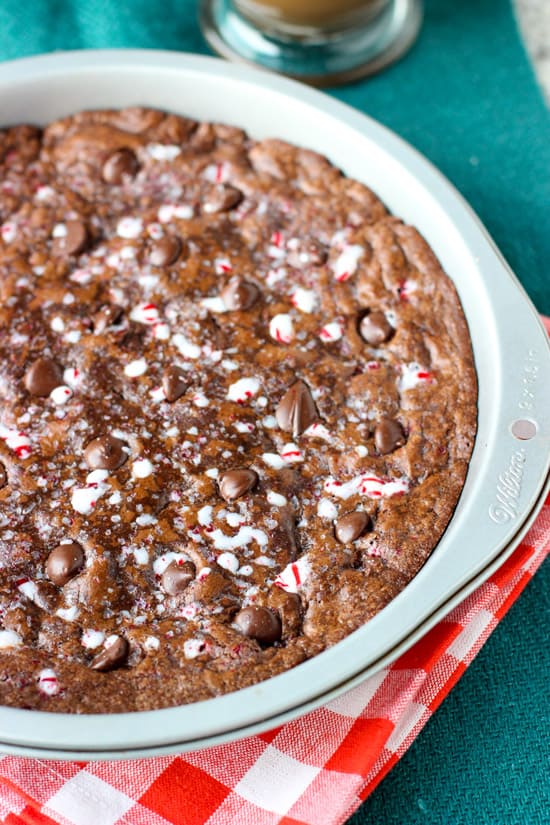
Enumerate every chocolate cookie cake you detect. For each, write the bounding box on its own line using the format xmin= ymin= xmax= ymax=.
xmin=0 ymin=108 xmax=477 ymax=712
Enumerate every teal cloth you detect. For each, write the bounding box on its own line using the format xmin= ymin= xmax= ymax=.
xmin=0 ymin=1 xmax=548 ymax=822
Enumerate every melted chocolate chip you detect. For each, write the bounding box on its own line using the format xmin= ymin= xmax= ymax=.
xmin=234 ymin=606 xmax=282 ymax=645
xmin=93 ymin=304 xmax=123 ymax=334
xmin=203 ymin=184 xmax=243 ymax=214
xmin=162 ymin=366 xmax=190 ymax=402
xmin=276 ymin=380 xmax=318 ymax=437
xmin=45 ymin=542 xmax=85 ymax=586
xmin=24 ymin=357 xmax=63 ymax=396
xmin=90 ymin=636 xmax=129 ymax=672
xmin=147 ymin=235 xmax=182 ymax=267
xmin=220 ymin=278 xmax=259 ymax=311
xmin=374 ymin=418 xmax=406 ymax=455
xmin=335 ymin=511 xmax=371 ymax=544
xmin=219 ymin=469 xmax=258 ymax=502
xmin=0 ymin=463 xmax=7 ymax=489
xmin=52 ymin=220 xmax=89 ymax=257
xmin=101 ymin=148 xmax=139 ymax=184
xmin=358 ymin=310 xmax=393 ymax=345
xmin=161 ymin=560 xmax=196 ymax=595
xmin=84 ymin=435 xmax=127 ymax=471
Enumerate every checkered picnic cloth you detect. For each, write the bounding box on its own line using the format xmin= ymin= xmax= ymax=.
xmin=0 ymin=320 xmax=548 ymax=825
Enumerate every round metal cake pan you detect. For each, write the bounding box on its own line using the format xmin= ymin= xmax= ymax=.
xmin=0 ymin=50 xmax=548 ymax=759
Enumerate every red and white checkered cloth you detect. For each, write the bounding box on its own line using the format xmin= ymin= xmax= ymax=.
xmin=1 ymin=322 xmax=548 ymax=825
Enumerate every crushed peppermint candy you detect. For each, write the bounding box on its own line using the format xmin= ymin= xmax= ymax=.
xmin=71 ymin=469 xmax=110 ymax=515
xmin=208 ymin=526 xmax=268 ymax=551
xmin=324 ymin=473 xmax=409 ymax=500
xmin=0 ymin=629 xmax=23 ymax=649
xmin=116 ymin=216 xmax=143 ymax=239
xmin=130 ymin=302 xmax=160 ymax=325
xmin=274 ymin=556 xmax=311 ymax=593
xmin=172 ymin=334 xmax=201 ymax=359
xmin=214 ymin=257 xmax=232 ymax=275
xmin=124 ymin=359 xmax=148 ymax=378
xmin=280 ymin=443 xmax=304 ymax=463
xmin=398 ymin=362 xmax=434 ymax=391
xmin=227 ymin=377 xmax=261 ymax=403
xmin=291 ymin=287 xmax=317 ymax=313
xmin=267 ymin=491 xmax=288 ymax=506
xmin=269 ymin=313 xmax=295 ymax=344
xmin=331 ymin=244 xmax=363 ymax=282
xmin=132 ymin=458 xmax=154 ymax=479
xmin=317 ymin=498 xmax=339 ymax=520
xmin=0 ymin=424 xmax=32 ymax=459
xmin=1 ymin=221 xmax=17 ymax=243
xmin=157 ymin=203 xmax=194 ymax=222
xmin=183 ymin=638 xmax=207 ymax=659
xmin=50 ymin=385 xmax=72 ymax=405
xmin=81 ymin=629 xmax=106 ymax=649
xmin=319 ymin=321 xmax=344 ymax=342
xmin=216 ymin=552 xmax=240 ymax=573
xmin=37 ymin=668 xmax=60 ymax=696
xmin=147 ymin=143 xmax=181 ymax=161
xmin=63 ymin=367 xmax=82 ymax=387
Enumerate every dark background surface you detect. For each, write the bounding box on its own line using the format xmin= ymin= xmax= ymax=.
xmin=0 ymin=1 xmax=548 ymax=822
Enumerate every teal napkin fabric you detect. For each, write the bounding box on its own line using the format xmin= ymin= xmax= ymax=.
xmin=0 ymin=1 xmax=548 ymax=823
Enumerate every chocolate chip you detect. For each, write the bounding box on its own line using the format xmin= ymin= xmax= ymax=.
xmin=162 ymin=366 xmax=190 ymax=402
xmin=24 ymin=357 xmax=63 ymax=396
xmin=147 ymin=235 xmax=182 ymax=267
xmin=90 ymin=636 xmax=129 ymax=672
xmin=374 ymin=418 xmax=406 ymax=455
xmin=276 ymin=379 xmax=318 ymax=437
xmin=220 ymin=278 xmax=259 ymax=311
xmin=101 ymin=148 xmax=139 ymax=184
xmin=219 ymin=468 xmax=258 ymax=502
xmin=52 ymin=220 xmax=89 ymax=257
xmin=84 ymin=435 xmax=127 ymax=471
xmin=45 ymin=542 xmax=85 ymax=586
xmin=358 ymin=310 xmax=393 ymax=345
xmin=234 ymin=606 xmax=282 ymax=645
xmin=335 ymin=512 xmax=371 ymax=544
xmin=203 ymin=184 xmax=243 ymax=214
xmin=161 ymin=560 xmax=196 ymax=595
xmin=93 ymin=304 xmax=124 ymax=334
xmin=0 ymin=463 xmax=6 ymax=488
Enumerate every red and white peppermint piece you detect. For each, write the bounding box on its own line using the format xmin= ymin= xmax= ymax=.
xmin=157 ymin=203 xmax=194 ymax=223
xmin=319 ymin=320 xmax=344 ymax=342
xmin=50 ymin=385 xmax=72 ymax=406
xmin=203 ymin=162 xmax=229 ymax=183
xmin=317 ymin=498 xmax=339 ymax=520
xmin=172 ymin=334 xmax=201 ymax=359
xmin=273 ymin=555 xmax=311 ymax=593
xmin=291 ymin=287 xmax=317 ymax=314
xmin=397 ymin=279 xmax=417 ymax=301
xmin=1 ymin=221 xmax=17 ymax=243
xmin=266 ymin=491 xmax=287 ymax=507
xmin=0 ymin=424 xmax=32 ymax=459
xmin=81 ymin=629 xmax=105 ymax=650
xmin=303 ymin=422 xmax=333 ymax=443
xmin=398 ymin=362 xmax=434 ymax=391
xmin=209 ymin=526 xmax=268 ymax=552
xmin=147 ymin=143 xmax=181 ymax=161
xmin=266 ymin=267 xmax=287 ymax=288
xmin=116 ymin=217 xmax=143 ymax=239
xmin=130 ymin=302 xmax=160 ymax=325
xmin=147 ymin=222 xmax=164 ymax=240
xmin=217 ymin=552 xmax=240 ymax=574
xmin=197 ymin=567 xmax=212 ymax=582
xmin=63 ymin=367 xmax=82 ymax=388
xmin=234 ymin=421 xmax=255 ymax=434
xmin=324 ymin=473 xmax=409 ymax=500
xmin=37 ymin=668 xmax=60 ymax=696
xmin=280 ymin=443 xmax=304 ymax=463
xmin=269 ymin=313 xmax=295 ymax=344
xmin=124 ymin=359 xmax=148 ymax=378
xmin=152 ymin=322 xmax=170 ymax=340
xmin=214 ymin=257 xmax=233 ymax=275
xmin=331 ymin=244 xmax=363 ymax=282
xmin=192 ymin=392 xmax=210 ymax=408
xmin=17 ymin=578 xmax=38 ymax=602
xmin=71 ymin=469 xmax=110 ymax=515
xmin=183 ymin=638 xmax=208 ymax=659
xmin=0 ymin=630 xmax=23 ymax=648
xmin=35 ymin=185 xmax=56 ymax=202
xmin=69 ymin=268 xmax=93 ymax=285
xmin=149 ymin=386 xmax=166 ymax=403
xmin=227 ymin=377 xmax=261 ymax=403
